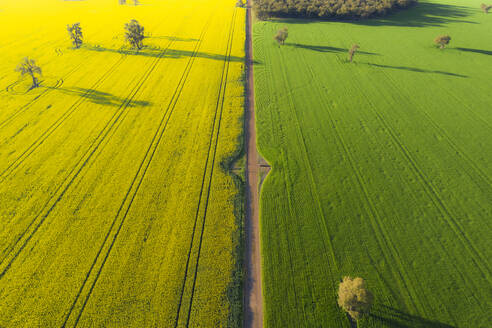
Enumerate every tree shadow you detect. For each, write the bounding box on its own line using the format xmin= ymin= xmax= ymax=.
xmin=288 ymin=42 xmax=380 ymax=55
xmin=146 ymin=35 xmax=200 ymax=42
xmin=352 ymin=2 xmax=477 ymax=27
xmin=363 ymin=62 xmax=468 ymax=78
xmin=273 ymin=2 xmax=477 ymax=27
xmin=50 ymin=87 xmax=151 ymax=107
xmin=85 ymin=45 xmax=250 ymax=63
xmin=370 ymin=305 xmax=455 ymax=328
xmin=456 ymin=47 xmax=492 ymax=56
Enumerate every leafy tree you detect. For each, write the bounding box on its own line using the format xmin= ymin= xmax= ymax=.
xmin=274 ymin=27 xmax=288 ymax=45
xmin=125 ymin=19 xmax=145 ymax=50
xmin=236 ymin=0 xmax=245 ymax=7
xmin=338 ymin=276 xmax=374 ymax=321
xmin=254 ymin=0 xmax=417 ymax=20
xmin=481 ymin=3 xmax=492 ymax=13
xmin=434 ymin=35 xmax=451 ymax=49
xmin=15 ymin=57 xmax=42 ymax=89
xmin=67 ymin=23 xmax=83 ymax=48
xmin=348 ymin=44 xmax=360 ymax=62
xmin=254 ymin=2 xmax=271 ymax=21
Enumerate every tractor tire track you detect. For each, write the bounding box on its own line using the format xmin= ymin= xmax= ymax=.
xmin=0 ymin=17 xmax=169 ymax=131
xmin=378 ymin=68 xmax=492 ymax=189
xmin=184 ymin=8 xmax=238 ymax=327
xmin=260 ymin=52 xmax=302 ymax=322
xmin=0 ymin=56 xmax=126 ymax=183
xmin=350 ymin=69 xmax=492 ymax=285
xmin=173 ymin=9 xmax=236 ymax=328
xmin=306 ymin=59 xmax=427 ymax=315
xmin=60 ymin=19 xmax=213 ymax=328
xmin=254 ymin=32 xmax=304 ymax=323
xmin=0 ymin=61 xmax=85 ymax=130
xmin=0 ymin=34 xmax=179 ymax=278
xmin=278 ymin=48 xmax=339 ymax=273
xmin=361 ymin=67 xmax=488 ymax=310
xmin=270 ymin=47 xmax=344 ymax=324
xmin=0 ymin=55 xmax=127 ymax=262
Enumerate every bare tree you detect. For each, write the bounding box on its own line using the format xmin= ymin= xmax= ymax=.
xmin=338 ymin=276 xmax=374 ymax=321
xmin=434 ymin=35 xmax=451 ymax=49
xmin=348 ymin=44 xmax=360 ymax=62
xmin=274 ymin=27 xmax=288 ymax=45
xmin=15 ymin=57 xmax=42 ymax=89
xmin=481 ymin=3 xmax=492 ymax=13
xmin=67 ymin=23 xmax=83 ymax=48
xmin=125 ymin=19 xmax=145 ymax=50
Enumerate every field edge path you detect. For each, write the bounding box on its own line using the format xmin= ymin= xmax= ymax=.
xmin=244 ymin=3 xmax=264 ymax=328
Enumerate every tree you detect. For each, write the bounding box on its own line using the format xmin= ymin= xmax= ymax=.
xmin=125 ymin=19 xmax=145 ymax=50
xmin=348 ymin=44 xmax=360 ymax=62
xmin=481 ymin=3 xmax=492 ymax=13
xmin=274 ymin=27 xmax=288 ymax=45
xmin=252 ymin=0 xmax=417 ymax=20
xmin=67 ymin=23 xmax=83 ymax=48
xmin=434 ymin=35 xmax=451 ymax=49
xmin=119 ymin=0 xmax=126 ymax=4
xmin=15 ymin=57 xmax=42 ymax=89
xmin=338 ymin=276 xmax=374 ymax=321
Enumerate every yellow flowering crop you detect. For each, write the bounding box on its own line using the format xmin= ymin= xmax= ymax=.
xmin=0 ymin=0 xmax=245 ymax=326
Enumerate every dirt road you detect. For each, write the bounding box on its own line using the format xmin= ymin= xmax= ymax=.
xmin=243 ymin=2 xmax=263 ymax=328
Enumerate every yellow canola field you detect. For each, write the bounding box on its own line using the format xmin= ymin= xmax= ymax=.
xmin=0 ymin=0 xmax=245 ymax=326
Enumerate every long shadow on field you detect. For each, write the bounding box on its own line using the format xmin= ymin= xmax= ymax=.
xmin=456 ymin=47 xmax=492 ymax=56
xmin=147 ymin=35 xmax=200 ymax=42
xmin=275 ymin=2 xmax=476 ymax=28
xmin=364 ymin=63 xmax=468 ymax=78
xmin=50 ymin=87 xmax=151 ymax=107
xmin=370 ymin=305 xmax=455 ymax=328
xmin=288 ymin=43 xmax=380 ymax=56
xmin=352 ymin=2 xmax=477 ymax=27
xmin=86 ymin=45 xmax=249 ymax=63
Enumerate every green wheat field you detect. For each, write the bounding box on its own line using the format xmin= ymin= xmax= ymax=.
xmin=254 ymin=0 xmax=492 ymax=327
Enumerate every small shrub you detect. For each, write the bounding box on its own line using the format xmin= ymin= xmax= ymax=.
xmin=338 ymin=276 xmax=374 ymax=321
xmin=274 ymin=27 xmax=288 ymax=45
xmin=434 ymin=35 xmax=451 ymax=49
xmin=481 ymin=3 xmax=492 ymax=13
xmin=348 ymin=44 xmax=360 ymax=62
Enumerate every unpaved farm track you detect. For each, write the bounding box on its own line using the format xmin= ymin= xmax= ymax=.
xmin=244 ymin=3 xmax=264 ymax=328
